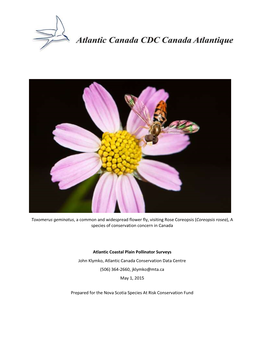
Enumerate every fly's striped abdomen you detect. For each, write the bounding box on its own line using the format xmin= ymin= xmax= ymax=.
xmin=153 ymin=100 xmax=167 ymax=126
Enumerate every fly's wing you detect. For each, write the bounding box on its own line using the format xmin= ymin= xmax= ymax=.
xmin=55 ymin=16 xmax=65 ymax=35
xmin=124 ymin=94 xmax=152 ymax=126
xmin=162 ymin=120 xmax=200 ymax=134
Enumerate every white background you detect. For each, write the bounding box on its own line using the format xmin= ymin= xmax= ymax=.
xmin=1 ymin=0 xmax=264 ymax=340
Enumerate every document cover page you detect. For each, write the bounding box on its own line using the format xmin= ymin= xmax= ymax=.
xmin=1 ymin=1 xmax=263 ymax=340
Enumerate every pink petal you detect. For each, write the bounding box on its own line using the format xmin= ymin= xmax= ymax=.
xmin=53 ymin=123 xmax=101 ymax=152
xmin=137 ymin=159 xmax=182 ymax=191
xmin=83 ymin=82 xmax=120 ymax=133
xmin=126 ymin=87 xmax=169 ymax=138
xmin=142 ymin=133 xmax=190 ymax=156
xmin=50 ymin=153 xmax=101 ymax=190
xmin=116 ymin=174 xmax=145 ymax=213
xmin=92 ymin=172 xmax=117 ymax=213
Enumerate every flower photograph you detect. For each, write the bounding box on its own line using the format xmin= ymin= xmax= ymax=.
xmin=29 ymin=80 xmax=231 ymax=213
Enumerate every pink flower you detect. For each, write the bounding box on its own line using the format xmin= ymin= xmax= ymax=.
xmin=50 ymin=83 xmax=190 ymax=213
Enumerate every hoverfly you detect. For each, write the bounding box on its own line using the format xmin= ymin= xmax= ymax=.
xmin=125 ymin=94 xmax=200 ymax=145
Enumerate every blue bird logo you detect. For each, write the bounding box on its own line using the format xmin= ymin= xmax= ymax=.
xmin=35 ymin=16 xmax=69 ymax=49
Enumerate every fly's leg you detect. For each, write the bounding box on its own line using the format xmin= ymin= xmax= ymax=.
xmin=138 ymin=136 xmax=147 ymax=147
xmin=132 ymin=125 xmax=149 ymax=136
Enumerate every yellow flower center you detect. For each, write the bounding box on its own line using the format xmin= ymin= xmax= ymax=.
xmin=97 ymin=130 xmax=142 ymax=176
